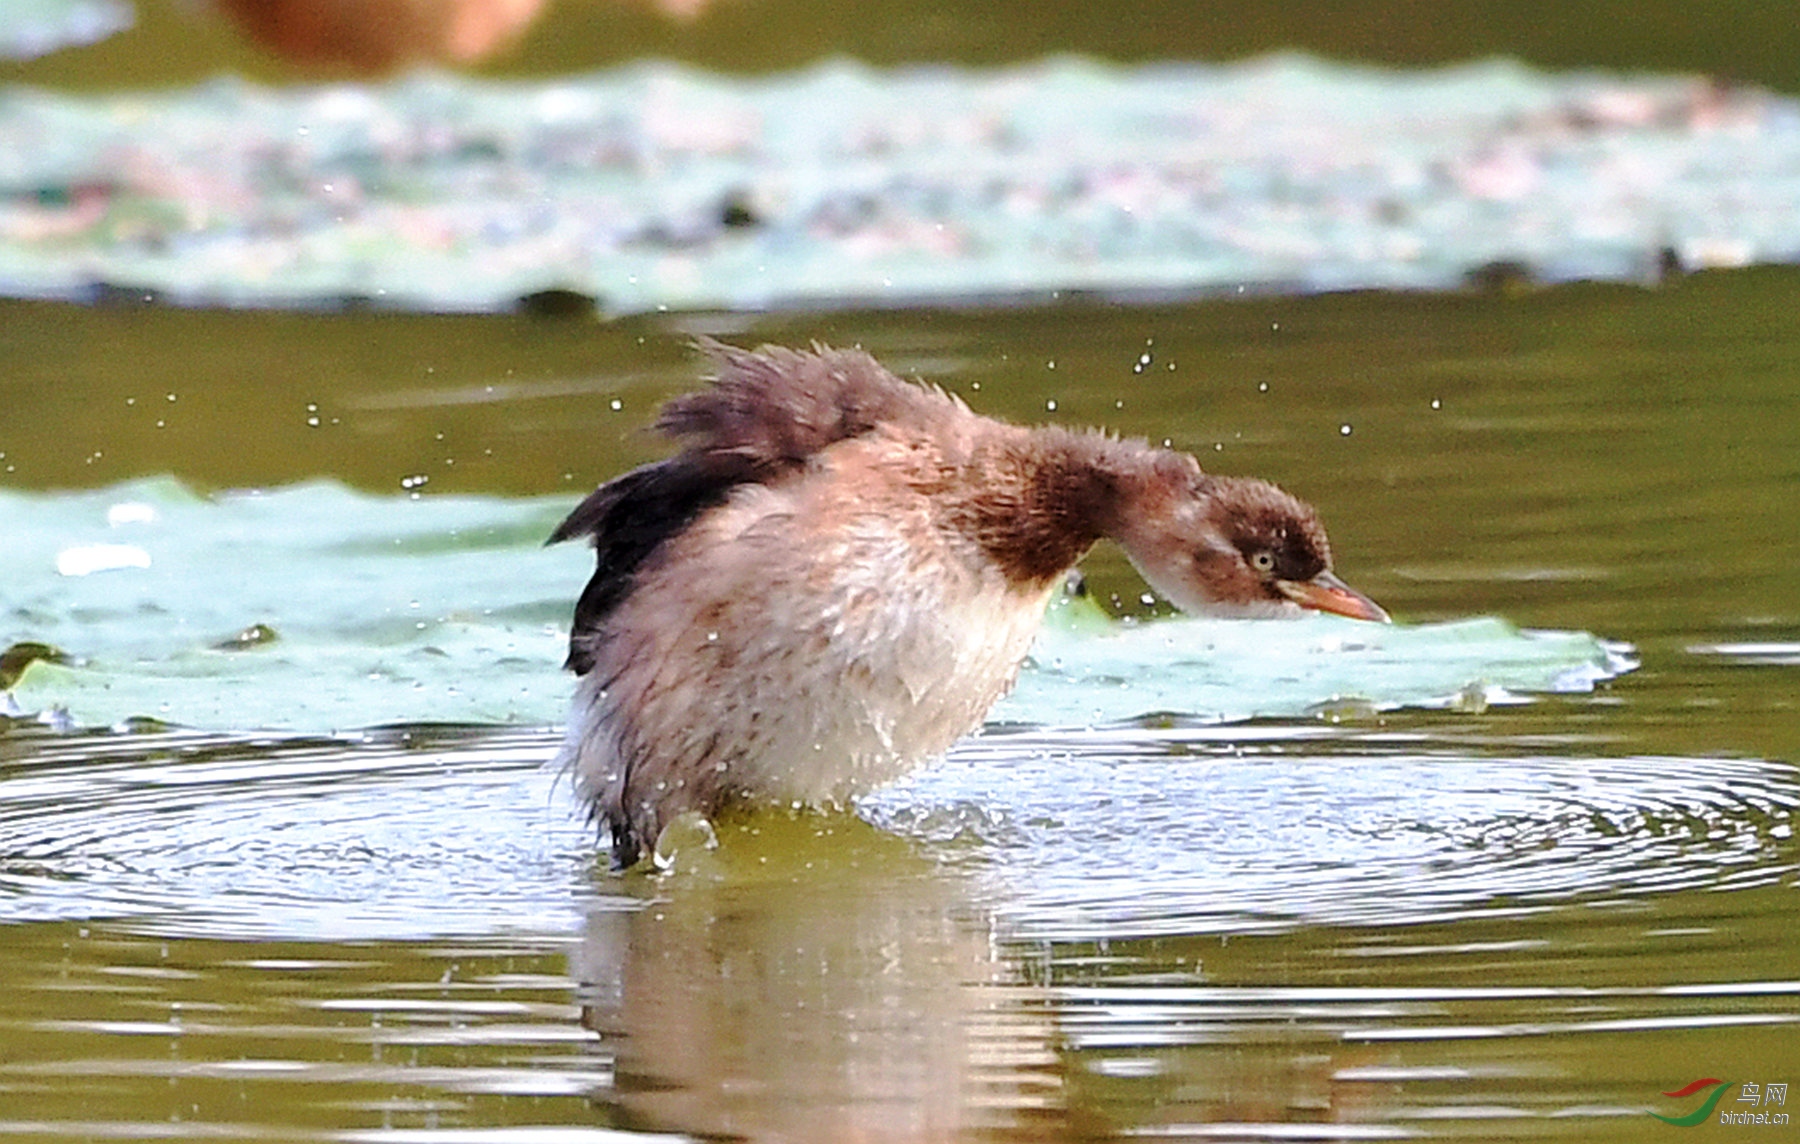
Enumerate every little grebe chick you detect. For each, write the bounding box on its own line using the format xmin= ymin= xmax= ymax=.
xmin=552 ymin=341 xmax=1388 ymax=867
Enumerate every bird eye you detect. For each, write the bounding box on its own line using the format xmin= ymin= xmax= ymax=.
xmin=1249 ymin=550 xmax=1276 ymax=573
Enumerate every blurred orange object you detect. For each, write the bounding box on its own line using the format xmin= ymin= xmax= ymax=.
xmin=214 ymin=0 xmax=545 ymax=72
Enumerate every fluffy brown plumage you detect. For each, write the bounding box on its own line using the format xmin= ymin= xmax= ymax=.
xmin=553 ymin=340 xmax=1386 ymax=867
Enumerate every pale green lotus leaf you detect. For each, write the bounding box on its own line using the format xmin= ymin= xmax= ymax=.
xmin=2 ymin=479 xmax=1633 ymax=733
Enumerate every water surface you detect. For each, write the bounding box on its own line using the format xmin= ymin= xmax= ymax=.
xmin=2 ymin=271 xmax=1798 ymax=1140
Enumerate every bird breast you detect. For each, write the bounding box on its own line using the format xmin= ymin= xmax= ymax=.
xmin=574 ymin=458 xmax=1058 ymax=812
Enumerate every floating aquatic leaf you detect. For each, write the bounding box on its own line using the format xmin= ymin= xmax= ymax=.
xmin=0 ymin=57 xmax=1791 ymax=312
xmin=1 ymin=479 xmax=1634 ymax=734
xmin=0 ymin=478 xmax=1634 ymax=737
xmin=0 ymin=641 xmax=69 ymax=691
xmin=1005 ymin=602 xmax=1633 ymax=727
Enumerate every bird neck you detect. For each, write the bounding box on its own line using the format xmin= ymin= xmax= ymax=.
xmin=946 ymin=427 xmax=1191 ymax=589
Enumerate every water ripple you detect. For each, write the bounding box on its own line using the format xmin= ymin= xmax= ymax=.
xmin=0 ymin=726 xmax=593 ymax=940
xmin=866 ymin=729 xmax=1800 ymax=941
xmin=3 ymin=721 xmax=1794 ymax=944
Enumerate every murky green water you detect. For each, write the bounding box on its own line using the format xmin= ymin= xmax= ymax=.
xmin=3 ymin=268 xmax=1799 ymax=1140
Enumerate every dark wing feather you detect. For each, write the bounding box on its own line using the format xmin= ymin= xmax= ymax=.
xmin=548 ymin=453 xmax=757 ymax=673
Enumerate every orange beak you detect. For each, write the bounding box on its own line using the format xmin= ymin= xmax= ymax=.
xmin=1277 ymin=572 xmax=1391 ymax=623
